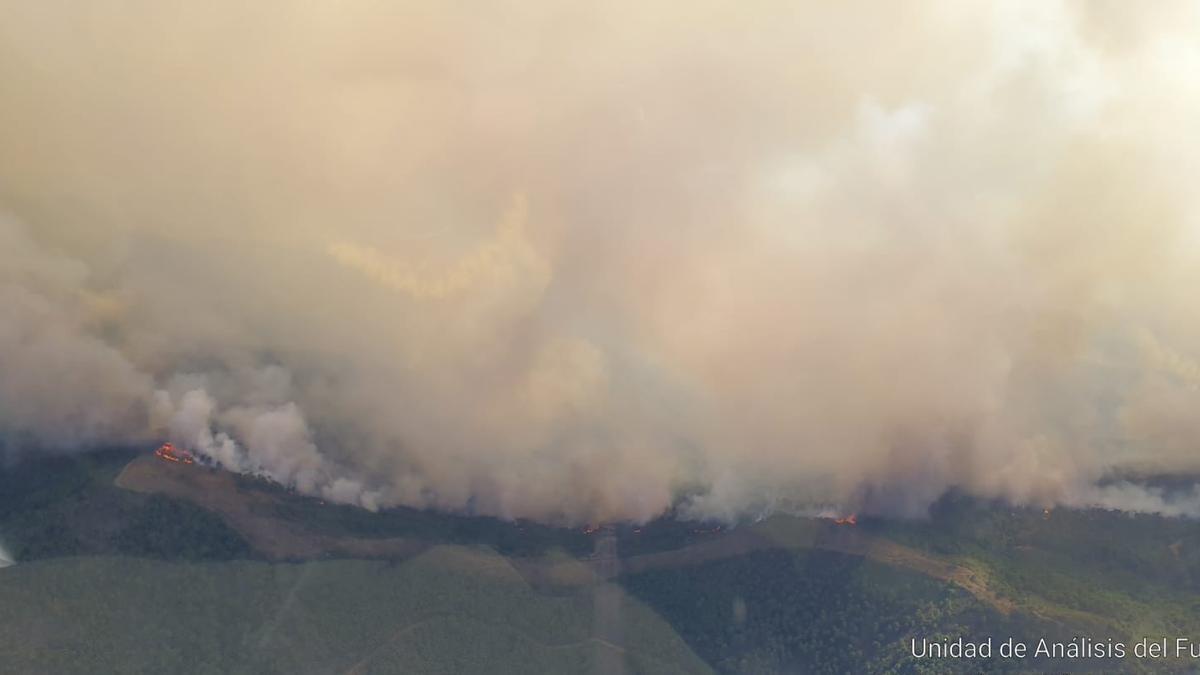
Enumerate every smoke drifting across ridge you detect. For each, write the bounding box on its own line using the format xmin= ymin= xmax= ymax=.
xmin=1 ymin=1 xmax=1199 ymax=523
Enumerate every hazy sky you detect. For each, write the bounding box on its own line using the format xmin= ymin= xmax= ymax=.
xmin=2 ymin=1 xmax=1199 ymax=522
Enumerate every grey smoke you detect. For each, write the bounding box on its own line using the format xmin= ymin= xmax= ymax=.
xmin=1 ymin=1 xmax=1199 ymax=523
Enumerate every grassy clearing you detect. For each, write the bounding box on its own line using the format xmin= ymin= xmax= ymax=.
xmin=0 ymin=545 xmax=711 ymax=675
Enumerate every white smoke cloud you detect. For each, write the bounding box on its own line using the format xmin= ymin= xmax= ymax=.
xmin=1062 ymin=482 xmax=1200 ymax=519
xmin=0 ymin=218 xmax=154 ymax=461
xmin=1 ymin=1 xmax=1200 ymax=522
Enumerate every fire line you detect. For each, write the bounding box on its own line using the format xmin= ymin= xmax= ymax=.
xmin=154 ymin=442 xmax=195 ymax=465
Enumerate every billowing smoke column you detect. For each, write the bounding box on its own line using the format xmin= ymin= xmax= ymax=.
xmin=1 ymin=1 xmax=1200 ymax=523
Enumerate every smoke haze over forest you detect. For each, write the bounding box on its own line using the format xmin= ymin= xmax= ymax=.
xmin=2 ymin=1 xmax=1200 ymax=523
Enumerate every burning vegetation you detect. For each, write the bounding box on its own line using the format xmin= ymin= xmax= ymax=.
xmin=154 ymin=443 xmax=195 ymax=465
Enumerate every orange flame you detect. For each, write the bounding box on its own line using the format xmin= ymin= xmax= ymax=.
xmin=154 ymin=442 xmax=195 ymax=465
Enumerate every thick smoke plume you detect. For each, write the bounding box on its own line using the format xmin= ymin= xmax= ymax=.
xmin=2 ymin=1 xmax=1199 ymax=522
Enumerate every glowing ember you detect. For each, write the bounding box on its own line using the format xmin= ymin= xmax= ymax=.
xmin=834 ymin=514 xmax=857 ymax=526
xmin=154 ymin=442 xmax=195 ymax=465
